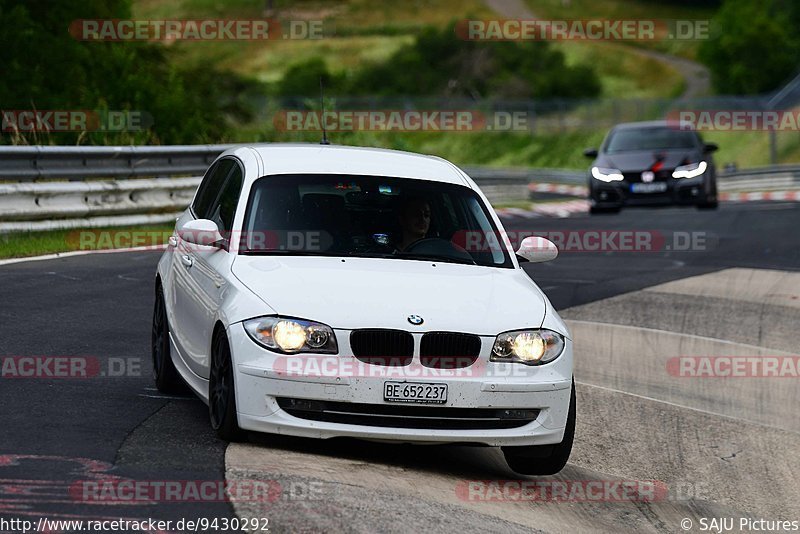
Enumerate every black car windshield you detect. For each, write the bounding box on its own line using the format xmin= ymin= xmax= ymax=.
xmin=240 ymin=174 xmax=513 ymax=268
xmin=605 ymin=127 xmax=698 ymax=153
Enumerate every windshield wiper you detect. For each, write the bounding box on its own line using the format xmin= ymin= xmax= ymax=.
xmin=396 ymin=253 xmax=476 ymax=265
xmin=240 ymin=249 xmax=337 ymax=257
xmin=347 ymin=251 xmax=396 ymax=258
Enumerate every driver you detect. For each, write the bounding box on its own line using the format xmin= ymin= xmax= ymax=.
xmin=395 ymin=195 xmax=431 ymax=251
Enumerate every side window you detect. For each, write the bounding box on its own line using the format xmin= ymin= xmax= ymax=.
xmin=192 ymin=159 xmax=236 ymax=219
xmin=209 ymin=163 xmax=243 ymax=234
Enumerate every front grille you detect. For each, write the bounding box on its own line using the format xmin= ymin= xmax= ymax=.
xmin=277 ymin=398 xmax=539 ymax=430
xmin=623 ymin=171 xmax=671 ymax=183
xmin=420 ymin=332 xmax=481 ymax=369
xmin=350 ymin=329 xmax=413 ymax=366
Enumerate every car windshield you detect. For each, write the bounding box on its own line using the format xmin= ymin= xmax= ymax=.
xmin=240 ymin=174 xmax=513 ymax=268
xmin=605 ymin=127 xmax=698 ymax=153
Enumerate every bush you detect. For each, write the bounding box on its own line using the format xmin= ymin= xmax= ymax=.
xmin=273 ymin=23 xmax=601 ymax=100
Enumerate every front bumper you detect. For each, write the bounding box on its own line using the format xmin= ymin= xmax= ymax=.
xmin=229 ymin=324 xmax=573 ymax=447
xmin=591 ymin=175 xmax=713 ymax=207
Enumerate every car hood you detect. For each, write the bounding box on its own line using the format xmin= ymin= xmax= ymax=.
xmin=231 ymin=256 xmax=546 ymax=334
xmin=599 ymin=149 xmax=702 ymax=172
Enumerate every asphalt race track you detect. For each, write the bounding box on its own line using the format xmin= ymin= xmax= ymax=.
xmin=1 ymin=201 xmax=799 ymax=533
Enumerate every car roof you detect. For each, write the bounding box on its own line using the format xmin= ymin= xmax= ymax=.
xmin=224 ymin=143 xmax=470 ymax=186
xmin=612 ymin=120 xmax=682 ymax=130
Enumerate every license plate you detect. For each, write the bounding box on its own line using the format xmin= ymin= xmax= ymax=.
xmin=383 ymin=381 xmax=448 ymax=404
xmin=630 ymin=182 xmax=667 ymax=193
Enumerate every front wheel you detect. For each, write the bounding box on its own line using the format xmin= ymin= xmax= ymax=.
xmin=502 ymin=381 xmax=576 ymax=475
xmin=152 ymin=285 xmax=185 ymax=393
xmin=209 ymin=330 xmax=246 ymax=442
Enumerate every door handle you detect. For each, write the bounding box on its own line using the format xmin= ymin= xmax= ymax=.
xmin=180 ymin=254 xmax=193 ymax=268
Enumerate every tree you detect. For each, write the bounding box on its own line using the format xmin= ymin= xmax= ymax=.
xmin=0 ymin=0 xmax=256 ymax=144
xmin=699 ymin=0 xmax=800 ymax=94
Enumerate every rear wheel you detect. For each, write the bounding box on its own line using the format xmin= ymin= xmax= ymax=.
xmin=209 ymin=330 xmax=246 ymax=442
xmin=502 ymin=381 xmax=576 ymax=475
xmin=152 ymin=285 xmax=184 ymax=393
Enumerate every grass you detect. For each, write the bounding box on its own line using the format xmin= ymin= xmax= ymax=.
xmin=127 ymin=0 xmax=800 ymax=171
xmin=133 ymin=0 xmax=686 ymax=99
xmin=134 ymin=0 xmax=495 ymax=29
xmin=522 ymin=0 xmax=718 ymax=60
xmin=0 ymin=224 xmax=175 ymax=260
xmin=556 ymin=40 xmax=684 ymax=98
xmin=168 ymin=34 xmax=415 ymax=83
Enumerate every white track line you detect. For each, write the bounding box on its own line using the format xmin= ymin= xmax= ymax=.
xmin=0 ymin=245 xmax=167 ymax=267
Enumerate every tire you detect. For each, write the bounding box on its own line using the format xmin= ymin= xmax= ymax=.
xmin=209 ymin=330 xmax=246 ymax=442
xmin=502 ymin=381 xmax=576 ymax=476
xmin=152 ymin=285 xmax=185 ymax=393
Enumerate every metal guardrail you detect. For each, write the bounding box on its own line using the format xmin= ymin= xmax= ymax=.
xmin=0 ymin=145 xmax=797 ymax=232
xmin=0 ymin=145 xmax=233 ymax=181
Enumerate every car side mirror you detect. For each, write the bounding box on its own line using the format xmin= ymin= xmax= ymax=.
xmin=179 ymin=219 xmax=225 ymax=247
xmin=516 ymin=236 xmax=558 ymax=264
xmin=704 ymin=143 xmax=718 ymax=153
xmin=583 ymin=148 xmax=598 ymax=158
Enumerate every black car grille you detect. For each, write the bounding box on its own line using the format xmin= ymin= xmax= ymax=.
xmin=623 ymin=170 xmax=671 ymax=183
xmin=277 ymin=398 xmax=539 ymax=430
xmin=350 ymin=329 xmax=414 ymax=366
xmin=420 ymin=332 xmax=481 ymax=369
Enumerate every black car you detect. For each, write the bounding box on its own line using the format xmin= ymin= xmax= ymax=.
xmin=584 ymin=120 xmax=718 ymax=214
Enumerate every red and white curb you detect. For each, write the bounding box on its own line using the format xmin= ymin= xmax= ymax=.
xmin=720 ymin=190 xmax=800 ymax=202
xmin=496 ymin=200 xmax=589 ymax=219
xmin=528 ymin=183 xmax=588 ymax=197
xmin=528 ymin=182 xmax=800 ymax=203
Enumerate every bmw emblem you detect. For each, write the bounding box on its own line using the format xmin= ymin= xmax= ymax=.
xmin=407 ymin=315 xmax=424 ymax=325
xmin=641 ymin=171 xmax=655 ymax=183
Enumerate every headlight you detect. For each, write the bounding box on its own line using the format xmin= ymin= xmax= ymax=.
xmin=243 ymin=316 xmax=338 ymax=354
xmin=591 ymin=166 xmax=624 ymax=182
xmin=490 ymin=329 xmax=565 ymax=366
xmin=672 ymin=161 xmax=707 ymax=179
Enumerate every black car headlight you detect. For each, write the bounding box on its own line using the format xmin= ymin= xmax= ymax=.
xmin=591 ymin=166 xmax=624 ymax=182
xmin=672 ymin=161 xmax=707 ymax=179
xmin=490 ymin=329 xmax=565 ymax=365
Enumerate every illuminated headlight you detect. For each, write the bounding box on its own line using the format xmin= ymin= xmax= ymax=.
xmin=243 ymin=317 xmax=338 ymax=354
xmin=591 ymin=167 xmax=624 ymax=182
xmin=491 ymin=329 xmax=565 ymax=365
xmin=672 ymin=161 xmax=707 ymax=179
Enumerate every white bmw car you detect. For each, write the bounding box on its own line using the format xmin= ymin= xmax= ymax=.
xmin=153 ymin=144 xmax=574 ymax=475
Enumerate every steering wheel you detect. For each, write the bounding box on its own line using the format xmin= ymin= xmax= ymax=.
xmin=402 ymin=237 xmax=476 ymax=264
